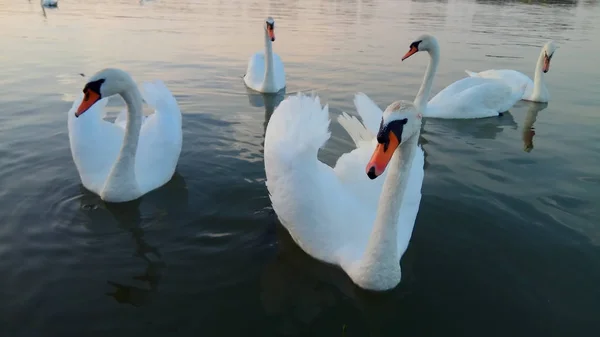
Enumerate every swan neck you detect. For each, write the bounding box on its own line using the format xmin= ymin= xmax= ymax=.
xmin=361 ymin=135 xmax=418 ymax=267
xmin=414 ymin=45 xmax=439 ymax=113
xmin=263 ymin=30 xmax=275 ymax=90
xmin=105 ymin=86 xmax=143 ymax=189
xmin=532 ymin=48 xmax=546 ymax=98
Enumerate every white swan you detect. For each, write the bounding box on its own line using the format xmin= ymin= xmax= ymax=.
xmin=264 ymin=91 xmax=424 ymax=291
xmin=401 ymin=34 xmax=525 ymax=119
xmin=243 ymin=17 xmax=286 ymax=93
xmin=465 ymin=41 xmax=557 ymax=103
xmin=68 ymin=68 xmax=182 ymax=203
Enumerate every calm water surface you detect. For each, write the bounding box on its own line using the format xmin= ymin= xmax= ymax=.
xmin=1 ymin=0 xmax=599 ymax=336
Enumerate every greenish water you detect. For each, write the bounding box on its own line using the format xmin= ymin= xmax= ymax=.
xmin=1 ymin=0 xmax=599 ymax=336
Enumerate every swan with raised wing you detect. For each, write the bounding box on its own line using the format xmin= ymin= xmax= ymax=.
xmin=68 ymin=68 xmax=182 ymax=203
xmin=264 ymin=91 xmax=424 ymax=291
xmin=243 ymin=17 xmax=286 ymax=93
xmin=401 ymin=34 xmax=525 ymax=119
xmin=465 ymin=41 xmax=557 ymax=103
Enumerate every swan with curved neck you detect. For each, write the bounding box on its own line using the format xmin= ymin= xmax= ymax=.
xmin=465 ymin=41 xmax=557 ymax=103
xmin=264 ymin=91 xmax=424 ymax=290
xmin=243 ymin=17 xmax=286 ymax=93
xmin=400 ymin=34 xmax=525 ymax=119
xmin=68 ymin=68 xmax=182 ymax=203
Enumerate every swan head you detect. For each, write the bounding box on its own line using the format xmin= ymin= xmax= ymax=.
xmin=401 ymin=34 xmax=439 ymax=61
xmin=75 ymin=68 xmax=136 ymax=117
xmin=366 ymin=101 xmax=422 ymax=179
xmin=265 ymin=17 xmax=276 ymax=42
xmin=542 ymin=40 xmax=557 ymax=73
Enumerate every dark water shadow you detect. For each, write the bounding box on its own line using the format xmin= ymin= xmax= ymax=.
xmin=77 ymin=172 xmax=188 ymax=307
xmin=259 ymin=222 xmax=418 ymax=336
xmin=521 ymin=102 xmax=548 ymax=153
xmin=245 ymin=86 xmax=286 ymax=137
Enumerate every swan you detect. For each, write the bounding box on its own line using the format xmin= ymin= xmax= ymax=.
xmin=68 ymin=68 xmax=182 ymax=203
xmin=264 ymin=92 xmax=424 ymax=291
xmin=401 ymin=34 xmax=525 ymax=119
xmin=465 ymin=41 xmax=557 ymax=103
xmin=243 ymin=17 xmax=286 ymax=94
xmin=41 ymin=0 xmax=58 ymax=7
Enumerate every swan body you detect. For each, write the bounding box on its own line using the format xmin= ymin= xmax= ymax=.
xmin=465 ymin=41 xmax=557 ymax=103
xmin=401 ymin=34 xmax=524 ymax=119
xmin=68 ymin=68 xmax=182 ymax=203
xmin=265 ymin=92 xmax=424 ymax=291
xmin=243 ymin=17 xmax=286 ymax=93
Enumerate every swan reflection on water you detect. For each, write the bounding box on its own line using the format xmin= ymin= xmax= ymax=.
xmin=77 ymin=172 xmax=188 ymax=307
xmin=425 ymin=109 xmax=518 ymax=141
xmin=245 ymin=86 xmax=286 ymax=135
xmin=259 ymin=223 xmax=417 ymax=336
xmin=522 ymin=102 xmax=548 ymax=153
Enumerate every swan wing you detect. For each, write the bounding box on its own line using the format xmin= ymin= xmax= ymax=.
xmin=243 ymin=52 xmax=266 ymax=91
xmin=465 ymin=69 xmax=533 ymax=99
xmin=265 ymin=93 xmax=373 ymax=264
xmin=334 ymin=92 xmax=387 ymax=208
xmin=427 ymin=77 xmax=521 ymax=118
xmin=68 ymin=94 xmax=124 ymax=194
xmin=272 ymin=52 xmax=286 ymax=91
xmin=134 ymin=80 xmax=183 ymax=194
xmin=429 ymin=76 xmax=490 ymax=105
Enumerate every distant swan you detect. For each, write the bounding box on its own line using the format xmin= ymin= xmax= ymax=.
xmin=243 ymin=17 xmax=286 ymax=93
xmin=465 ymin=41 xmax=557 ymax=103
xmin=402 ymin=34 xmax=525 ymax=119
xmin=41 ymin=0 xmax=58 ymax=7
xmin=68 ymin=68 xmax=182 ymax=203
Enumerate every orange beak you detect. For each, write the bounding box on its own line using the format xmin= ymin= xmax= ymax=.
xmin=75 ymin=89 xmax=101 ymax=117
xmin=402 ymin=46 xmax=418 ymax=61
xmin=267 ymin=26 xmax=275 ymax=42
xmin=542 ymin=55 xmax=550 ymax=73
xmin=366 ymin=132 xmax=400 ymax=179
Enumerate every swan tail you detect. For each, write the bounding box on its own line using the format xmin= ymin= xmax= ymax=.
xmin=140 ymin=80 xmax=180 ymax=116
xmin=354 ymin=92 xmax=383 ymax=135
xmin=337 ymin=112 xmax=373 ymax=146
xmin=465 ymin=70 xmax=479 ymax=77
xmin=264 ymin=92 xmax=331 ymax=164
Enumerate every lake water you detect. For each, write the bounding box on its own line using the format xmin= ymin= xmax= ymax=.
xmin=1 ymin=0 xmax=599 ymax=336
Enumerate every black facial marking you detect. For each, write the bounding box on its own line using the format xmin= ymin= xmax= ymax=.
xmin=267 ymin=22 xmax=274 ymax=29
xmin=410 ymin=40 xmax=422 ymax=50
xmin=82 ymin=78 xmax=105 ymax=98
xmin=545 ymin=52 xmax=553 ymax=60
xmin=376 ymin=118 xmax=408 ymax=152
